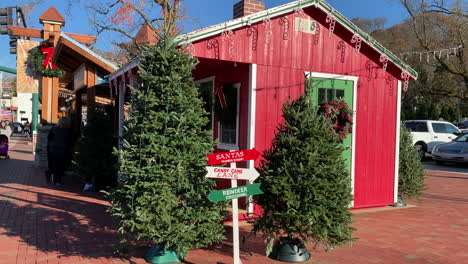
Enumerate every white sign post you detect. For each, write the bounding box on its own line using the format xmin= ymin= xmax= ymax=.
xmin=205 ymin=149 xmax=261 ymax=264
xmin=230 ymin=161 xmax=241 ymax=264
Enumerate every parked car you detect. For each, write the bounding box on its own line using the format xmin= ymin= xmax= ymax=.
xmin=432 ymin=132 xmax=468 ymax=164
xmin=403 ymin=120 xmax=461 ymax=160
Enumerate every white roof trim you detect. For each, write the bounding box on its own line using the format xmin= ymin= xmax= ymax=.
xmin=59 ymin=33 xmax=118 ymax=71
xmin=109 ymin=58 xmax=139 ymax=80
xmin=41 ymin=20 xmax=64 ymax=26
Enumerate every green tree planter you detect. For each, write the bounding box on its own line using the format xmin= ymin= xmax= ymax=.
xmin=144 ymin=244 xmax=186 ymax=264
xmin=268 ymin=238 xmax=310 ymax=263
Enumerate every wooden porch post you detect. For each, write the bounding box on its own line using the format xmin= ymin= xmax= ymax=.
xmin=51 ymin=77 xmax=59 ymax=123
xmin=86 ymin=66 xmax=97 ymax=105
xmin=75 ymin=90 xmax=82 ymax=129
xmin=41 ymin=77 xmax=50 ymax=123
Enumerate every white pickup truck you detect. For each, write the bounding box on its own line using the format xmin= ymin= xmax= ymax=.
xmin=403 ymin=120 xmax=461 ymax=160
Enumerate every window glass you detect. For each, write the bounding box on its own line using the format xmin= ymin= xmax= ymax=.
xmin=199 ymin=81 xmax=213 ymax=130
xmin=217 ymin=84 xmax=238 ymax=146
xmin=318 ymin=88 xmax=345 ymax=104
xmin=454 ymin=133 xmax=468 ymax=142
xmin=405 ymin=122 xmax=428 ymax=132
xmin=432 ymin=123 xmax=447 ymax=133
xmin=445 ymin=124 xmax=459 ymax=134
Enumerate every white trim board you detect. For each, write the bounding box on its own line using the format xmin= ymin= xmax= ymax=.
xmin=59 ymin=33 xmax=118 ymax=70
xmin=394 ymin=81 xmax=402 ymax=203
xmin=109 ymin=59 xmax=139 ymax=81
xmin=217 ymin=83 xmax=241 ymax=151
xmin=305 ymin=71 xmax=358 ymax=208
xmin=247 ymin=64 xmax=257 ymax=166
xmin=247 ymin=64 xmax=257 ymax=215
xmin=195 ymin=76 xmax=216 ymax=133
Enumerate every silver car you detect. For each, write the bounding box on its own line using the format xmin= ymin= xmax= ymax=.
xmin=432 ymin=132 xmax=468 ymax=164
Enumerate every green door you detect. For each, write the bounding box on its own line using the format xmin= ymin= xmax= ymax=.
xmin=310 ymin=78 xmax=354 ymax=173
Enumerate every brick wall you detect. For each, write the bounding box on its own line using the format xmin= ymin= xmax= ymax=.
xmin=233 ymin=0 xmax=265 ymax=19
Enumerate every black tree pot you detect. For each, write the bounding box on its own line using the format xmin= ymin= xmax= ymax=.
xmin=268 ymin=237 xmax=311 ymax=263
xmin=393 ymin=194 xmax=407 ymax=207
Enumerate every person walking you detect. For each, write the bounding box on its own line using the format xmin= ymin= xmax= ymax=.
xmin=47 ymin=118 xmax=71 ymax=185
xmin=24 ymin=121 xmax=31 ymax=136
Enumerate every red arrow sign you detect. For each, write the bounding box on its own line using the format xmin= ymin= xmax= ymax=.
xmin=206 ymin=148 xmax=261 ymax=165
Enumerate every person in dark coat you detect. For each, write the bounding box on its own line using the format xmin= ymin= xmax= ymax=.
xmin=47 ymin=118 xmax=71 ymax=185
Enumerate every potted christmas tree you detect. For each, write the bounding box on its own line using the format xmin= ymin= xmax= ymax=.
xmin=396 ymin=125 xmax=426 ymax=206
xmin=252 ymin=90 xmax=355 ymax=262
xmin=107 ymin=36 xmax=226 ymax=263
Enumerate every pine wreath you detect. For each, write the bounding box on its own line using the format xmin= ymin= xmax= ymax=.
xmin=318 ymin=98 xmax=353 ymax=140
xmin=29 ymin=44 xmax=65 ymax=78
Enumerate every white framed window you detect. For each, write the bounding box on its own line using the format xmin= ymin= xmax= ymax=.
xmin=217 ymin=83 xmax=240 ymax=150
xmin=195 ymin=76 xmax=215 ymax=131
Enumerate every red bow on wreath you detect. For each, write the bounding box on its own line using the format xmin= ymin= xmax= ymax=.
xmin=215 ymin=83 xmax=227 ymax=109
xmin=41 ymin=45 xmax=57 ymax=70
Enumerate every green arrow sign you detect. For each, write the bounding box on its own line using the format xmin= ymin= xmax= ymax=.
xmin=208 ymin=183 xmax=263 ymax=203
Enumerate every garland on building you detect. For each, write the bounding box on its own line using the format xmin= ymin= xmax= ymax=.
xmin=30 ymin=43 xmax=65 ymax=78
xmin=319 ymin=99 xmax=353 ymax=140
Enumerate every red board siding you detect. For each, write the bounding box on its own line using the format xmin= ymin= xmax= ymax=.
xmin=190 ymin=6 xmax=401 ymax=208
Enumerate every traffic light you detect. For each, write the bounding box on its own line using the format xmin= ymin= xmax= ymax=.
xmin=9 ymin=36 xmax=17 ymax=54
xmin=0 ymin=7 xmax=13 ymax=35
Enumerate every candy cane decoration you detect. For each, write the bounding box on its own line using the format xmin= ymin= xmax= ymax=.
xmin=337 ymin=41 xmax=346 ymax=63
xmin=207 ymin=39 xmax=220 ymax=59
xmin=221 ymin=25 xmax=235 ymax=58
xmin=351 ymin=34 xmax=362 ymax=54
xmin=379 ymin=54 xmax=389 ymax=72
xmin=279 ymin=17 xmax=289 ymax=40
xmin=365 ymin=60 xmax=374 ymax=81
xmin=325 ymin=14 xmax=336 ymax=36
xmin=314 ymin=24 xmax=320 ymax=45
xmin=247 ymin=26 xmax=258 ymax=51
xmin=263 ymin=14 xmax=273 ymax=45
xmin=386 ymin=75 xmax=395 ymax=97
xmin=215 ymin=83 xmax=227 ymax=109
xmin=401 ymin=71 xmax=410 ymax=91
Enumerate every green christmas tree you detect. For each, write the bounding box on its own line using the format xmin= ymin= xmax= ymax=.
xmin=107 ymin=36 xmax=225 ymax=257
xmin=73 ymin=104 xmax=117 ymax=190
xmin=252 ymin=89 xmax=355 ymax=250
xmin=398 ymin=125 xmax=426 ymax=200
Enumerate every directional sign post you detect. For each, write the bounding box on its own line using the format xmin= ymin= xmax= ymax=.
xmin=206 ymin=148 xmax=261 ymax=165
xmin=205 ymin=167 xmax=260 ymax=181
xmin=208 ymin=183 xmax=263 ymax=203
xmin=206 ymin=149 xmax=262 ymax=264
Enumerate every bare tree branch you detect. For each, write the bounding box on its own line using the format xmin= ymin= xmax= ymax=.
xmin=399 ymin=0 xmax=467 ymax=91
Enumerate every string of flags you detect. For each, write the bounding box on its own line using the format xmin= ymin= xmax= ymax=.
xmin=400 ymin=45 xmax=463 ymax=63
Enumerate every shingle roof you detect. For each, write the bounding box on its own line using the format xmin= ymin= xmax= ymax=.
xmin=135 ymin=25 xmax=158 ymax=45
xmin=39 ymin=6 xmax=65 ymax=25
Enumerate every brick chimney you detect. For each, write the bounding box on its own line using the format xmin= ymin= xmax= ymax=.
xmin=233 ymin=0 xmax=265 ymax=19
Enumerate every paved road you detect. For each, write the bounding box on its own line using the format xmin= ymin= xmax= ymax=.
xmin=1 ymin=136 xmax=468 ymax=264
xmin=422 ymin=158 xmax=468 ymax=174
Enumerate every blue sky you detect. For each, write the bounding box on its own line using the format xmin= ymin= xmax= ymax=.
xmin=0 ymin=0 xmax=409 ymax=69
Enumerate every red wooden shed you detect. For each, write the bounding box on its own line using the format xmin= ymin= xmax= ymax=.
xmin=109 ymin=0 xmax=417 ymax=213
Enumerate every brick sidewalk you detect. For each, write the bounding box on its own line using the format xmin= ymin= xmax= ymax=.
xmin=0 ymin=136 xmax=467 ymax=264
